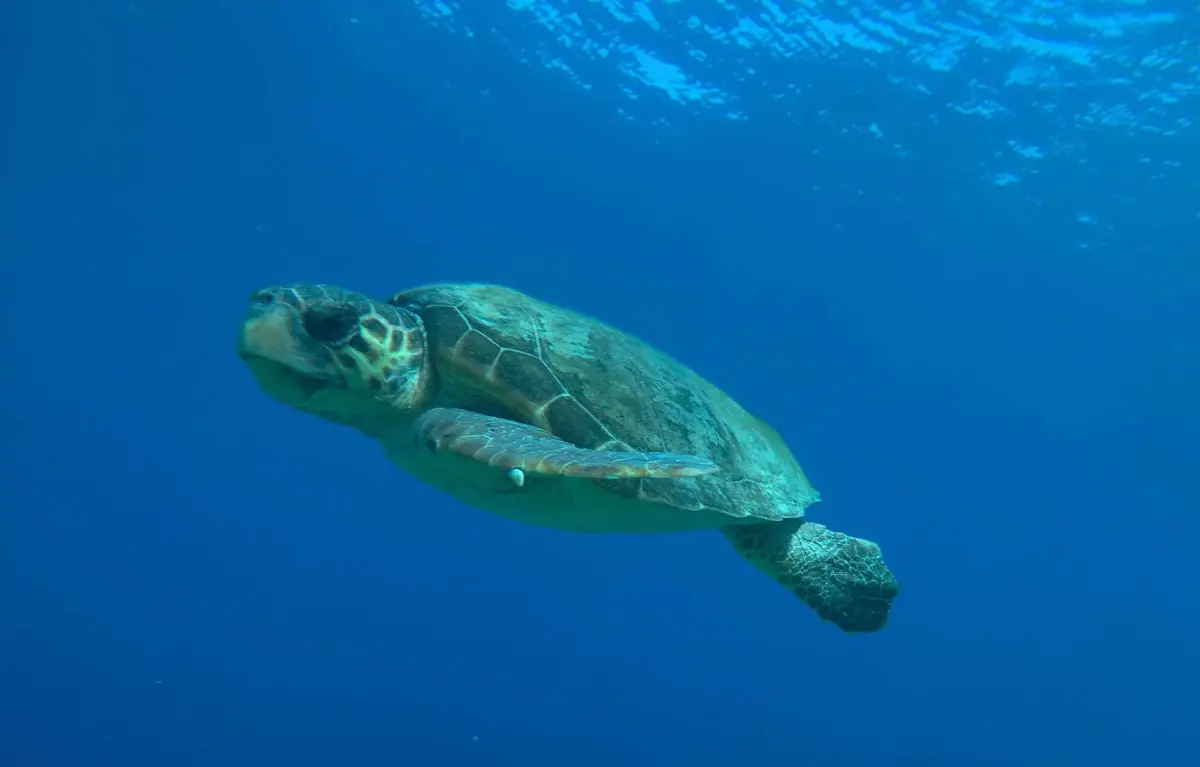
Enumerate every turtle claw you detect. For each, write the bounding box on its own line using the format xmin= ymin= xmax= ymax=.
xmin=507 ymin=468 xmax=526 ymax=488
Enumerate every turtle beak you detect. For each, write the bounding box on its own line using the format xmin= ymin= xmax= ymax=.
xmin=237 ymin=295 xmax=339 ymax=381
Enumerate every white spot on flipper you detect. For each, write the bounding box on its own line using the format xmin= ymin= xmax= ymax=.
xmin=507 ymin=468 xmax=525 ymax=487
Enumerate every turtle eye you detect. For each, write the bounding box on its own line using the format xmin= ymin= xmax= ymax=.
xmin=302 ymin=305 xmax=361 ymax=344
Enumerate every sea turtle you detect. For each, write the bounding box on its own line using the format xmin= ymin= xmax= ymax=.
xmin=237 ymin=282 xmax=899 ymax=632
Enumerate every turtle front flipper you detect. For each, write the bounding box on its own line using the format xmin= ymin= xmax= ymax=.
xmin=414 ymin=407 xmax=719 ymax=480
xmin=722 ymin=520 xmax=899 ymax=633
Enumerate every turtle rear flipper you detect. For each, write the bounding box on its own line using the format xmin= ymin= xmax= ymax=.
xmin=414 ymin=407 xmax=719 ymax=480
xmin=722 ymin=520 xmax=899 ymax=633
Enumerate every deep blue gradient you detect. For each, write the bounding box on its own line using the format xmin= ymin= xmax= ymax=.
xmin=2 ymin=1 xmax=1197 ymax=765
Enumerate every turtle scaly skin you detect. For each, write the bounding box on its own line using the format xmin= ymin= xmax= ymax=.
xmin=238 ymin=282 xmax=899 ymax=632
xmin=414 ymin=407 xmax=721 ymax=479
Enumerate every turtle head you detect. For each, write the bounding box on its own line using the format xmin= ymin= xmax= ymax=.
xmin=237 ymin=283 xmax=434 ymax=436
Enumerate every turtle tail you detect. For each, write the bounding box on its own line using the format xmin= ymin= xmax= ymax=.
xmin=721 ymin=520 xmax=899 ymax=632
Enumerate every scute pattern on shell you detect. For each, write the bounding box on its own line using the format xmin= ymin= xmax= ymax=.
xmin=389 ymin=284 xmax=816 ymax=522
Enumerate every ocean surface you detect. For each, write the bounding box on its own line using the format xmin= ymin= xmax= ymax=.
xmin=1 ymin=0 xmax=1197 ymax=764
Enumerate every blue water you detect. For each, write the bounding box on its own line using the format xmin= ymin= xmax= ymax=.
xmin=2 ymin=0 xmax=1197 ymax=764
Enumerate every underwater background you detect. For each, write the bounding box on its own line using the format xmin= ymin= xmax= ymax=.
xmin=2 ymin=0 xmax=1197 ymax=764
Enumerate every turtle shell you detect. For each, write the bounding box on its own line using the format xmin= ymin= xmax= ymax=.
xmin=389 ymin=284 xmax=816 ymax=521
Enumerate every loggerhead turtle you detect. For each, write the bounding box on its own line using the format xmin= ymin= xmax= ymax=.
xmin=237 ymin=282 xmax=899 ymax=632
